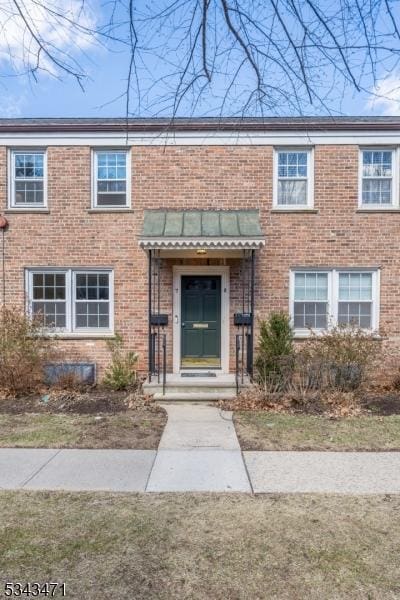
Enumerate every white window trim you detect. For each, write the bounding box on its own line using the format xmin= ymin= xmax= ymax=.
xmin=273 ymin=147 xmax=314 ymax=209
xmin=289 ymin=267 xmax=380 ymax=337
xmin=8 ymin=148 xmax=48 ymax=209
xmin=91 ymin=148 xmax=131 ymax=210
xmin=26 ymin=267 xmax=114 ymax=336
xmin=358 ymin=147 xmax=398 ymax=209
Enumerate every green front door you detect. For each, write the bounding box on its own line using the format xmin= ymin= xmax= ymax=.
xmin=181 ymin=276 xmax=221 ymax=369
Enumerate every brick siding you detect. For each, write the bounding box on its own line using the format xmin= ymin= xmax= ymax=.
xmin=0 ymin=144 xmax=397 ymax=377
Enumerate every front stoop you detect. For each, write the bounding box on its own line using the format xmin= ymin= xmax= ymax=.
xmin=143 ymin=373 xmax=249 ymax=401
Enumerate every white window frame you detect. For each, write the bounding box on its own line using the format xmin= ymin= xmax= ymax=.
xmin=9 ymin=148 xmax=47 ymax=209
xmin=26 ymin=268 xmax=114 ymax=336
xmin=289 ymin=268 xmax=380 ymax=336
xmin=91 ymin=148 xmax=131 ymax=209
xmin=273 ymin=147 xmax=314 ymax=209
xmin=358 ymin=147 xmax=398 ymax=209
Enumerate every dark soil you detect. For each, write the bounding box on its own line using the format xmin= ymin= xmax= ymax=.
xmin=220 ymin=388 xmax=400 ymax=416
xmin=0 ymin=388 xmax=162 ymax=416
xmin=362 ymin=393 xmax=400 ymax=416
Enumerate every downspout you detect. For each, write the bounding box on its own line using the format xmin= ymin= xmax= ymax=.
xmin=0 ymin=216 xmax=9 ymax=307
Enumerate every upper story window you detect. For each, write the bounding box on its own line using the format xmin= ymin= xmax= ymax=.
xmin=274 ymin=149 xmax=313 ymax=209
xmin=290 ymin=269 xmax=379 ymax=335
xmin=360 ymin=149 xmax=396 ymax=207
xmin=27 ymin=268 xmax=114 ymax=334
xmin=93 ymin=150 xmax=130 ymax=209
xmin=10 ymin=150 xmax=46 ymax=208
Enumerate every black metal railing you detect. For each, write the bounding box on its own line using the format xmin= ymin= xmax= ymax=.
xmin=235 ymin=330 xmax=252 ymax=395
xmin=149 ymin=328 xmax=167 ymax=395
xmin=234 ymin=249 xmax=256 ymax=395
xmin=235 ymin=333 xmax=241 ymax=395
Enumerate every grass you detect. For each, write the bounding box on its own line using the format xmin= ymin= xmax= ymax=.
xmin=234 ymin=412 xmax=400 ymax=451
xmin=1 ymin=492 xmax=399 ymax=599
xmin=0 ymin=411 xmax=166 ymax=449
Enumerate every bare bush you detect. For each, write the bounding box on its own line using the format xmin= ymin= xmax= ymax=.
xmin=0 ymin=307 xmax=58 ymax=397
xmin=245 ymin=324 xmax=382 ymax=413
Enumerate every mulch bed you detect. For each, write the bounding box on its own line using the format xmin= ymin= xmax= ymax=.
xmin=219 ymin=388 xmax=400 ymax=417
xmin=362 ymin=393 xmax=400 ymax=416
xmin=0 ymin=388 xmax=163 ymax=416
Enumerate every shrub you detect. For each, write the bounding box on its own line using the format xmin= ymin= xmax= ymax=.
xmin=287 ymin=324 xmax=380 ymax=395
xmin=103 ymin=333 xmax=139 ymax=391
xmin=254 ymin=312 xmax=294 ymax=390
xmin=0 ymin=307 xmax=57 ymax=396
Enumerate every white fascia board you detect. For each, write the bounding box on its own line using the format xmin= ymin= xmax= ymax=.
xmin=2 ymin=130 xmax=400 ymax=146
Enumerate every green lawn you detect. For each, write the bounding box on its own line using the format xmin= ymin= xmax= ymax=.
xmin=0 ymin=410 xmax=166 ymax=449
xmin=1 ymin=492 xmax=399 ymax=599
xmin=234 ymin=412 xmax=400 ymax=451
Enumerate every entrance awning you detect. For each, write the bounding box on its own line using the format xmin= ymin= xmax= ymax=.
xmin=139 ymin=210 xmax=265 ymax=250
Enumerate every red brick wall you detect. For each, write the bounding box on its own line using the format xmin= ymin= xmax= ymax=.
xmin=0 ymin=143 xmax=397 ymax=378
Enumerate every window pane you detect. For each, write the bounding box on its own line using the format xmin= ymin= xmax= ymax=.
xmin=96 ymin=152 xmax=126 ymax=180
xmin=294 ymin=272 xmax=328 ymax=302
xmin=32 ymin=301 xmax=66 ymax=328
xmin=294 ymin=302 xmax=327 ymax=329
xmin=363 ymin=150 xmax=392 ymax=177
xmin=14 ymin=181 xmax=44 ymax=205
xmin=14 ymin=153 xmax=44 ymax=179
xmin=362 ymin=179 xmax=392 ymax=204
xmin=75 ymin=301 xmax=109 ymax=329
xmin=98 ymin=180 xmax=126 ymax=193
xmin=278 ymin=152 xmax=307 ymax=178
xmin=278 ymin=180 xmax=307 ymax=205
xmin=338 ymin=302 xmax=372 ymax=328
xmin=97 ymin=193 xmax=127 ymax=206
xmin=339 ymin=273 xmax=372 ymax=301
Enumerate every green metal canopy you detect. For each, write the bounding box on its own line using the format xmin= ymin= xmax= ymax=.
xmin=139 ymin=210 xmax=265 ymax=250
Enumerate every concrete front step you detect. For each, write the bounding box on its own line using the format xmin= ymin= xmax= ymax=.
xmin=153 ymin=391 xmax=237 ymax=401
xmin=143 ymin=373 xmax=247 ymax=402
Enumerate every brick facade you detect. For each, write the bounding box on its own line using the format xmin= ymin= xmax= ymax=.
xmin=1 ymin=138 xmax=398 ymax=378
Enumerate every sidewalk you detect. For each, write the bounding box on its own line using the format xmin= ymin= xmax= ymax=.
xmin=1 ymin=403 xmax=400 ymax=493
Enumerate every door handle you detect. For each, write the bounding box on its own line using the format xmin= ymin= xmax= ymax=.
xmin=181 ymin=322 xmax=185 ymax=327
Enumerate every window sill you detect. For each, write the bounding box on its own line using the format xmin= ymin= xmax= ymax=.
xmin=50 ymin=333 xmax=116 ymax=340
xmin=270 ymin=208 xmax=318 ymax=214
xmin=356 ymin=208 xmax=400 ymax=213
xmin=88 ymin=208 xmax=134 ymax=214
xmin=5 ymin=209 xmax=50 ymax=214
xmin=293 ymin=331 xmax=382 ymax=340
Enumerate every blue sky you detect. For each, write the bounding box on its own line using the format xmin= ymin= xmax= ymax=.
xmin=0 ymin=0 xmax=399 ymax=119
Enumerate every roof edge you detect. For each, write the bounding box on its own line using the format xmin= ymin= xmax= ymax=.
xmin=1 ymin=116 xmax=400 ymax=134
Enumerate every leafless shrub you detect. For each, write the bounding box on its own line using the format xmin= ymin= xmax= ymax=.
xmin=0 ymin=307 xmax=58 ymax=397
xmin=246 ymin=324 xmax=382 ymax=412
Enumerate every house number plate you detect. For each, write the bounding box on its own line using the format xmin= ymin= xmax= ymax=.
xmin=193 ymin=323 xmax=209 ymax=329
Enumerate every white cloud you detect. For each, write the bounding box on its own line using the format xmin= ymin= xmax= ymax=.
xmin=367 ymin=75 xmax=400 ymax=115
xmin=0 ymin=0 xmax=98 ymax=78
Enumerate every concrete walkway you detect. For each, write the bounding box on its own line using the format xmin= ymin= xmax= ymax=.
xmin=146 ymin=403 xmax=251 ymax=492
xmin=1 ymin=403 xmax=400 ymax=493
